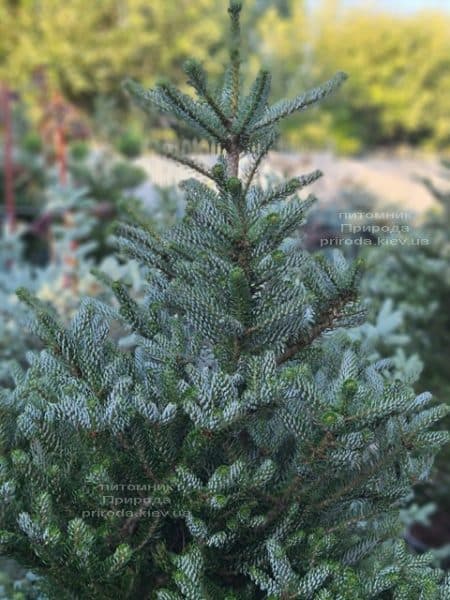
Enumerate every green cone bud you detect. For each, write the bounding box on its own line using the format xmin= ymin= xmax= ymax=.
xmin=342 ymin=378 xmax=358 ymax=399
xmin=226 ymin=176 xmax=242 ymax=195
xmin=321 ymin=410 xmax=341 ymax=426
xmin=212 ymin=163 xmax=225 ymax=180
xmin=266 ymin=212 xmax=280 ymax=225
xmin=271 ymin=250 xmax=285 ymax=262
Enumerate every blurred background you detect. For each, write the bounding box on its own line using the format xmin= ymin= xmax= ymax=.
xmin=0 ymin=0 xmax=450 ymax=597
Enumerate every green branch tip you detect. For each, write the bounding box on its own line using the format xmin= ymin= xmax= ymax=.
xmin=325 ymin=71 xmax=348 ymax=87
xmin=15 ymin=287 xmax=32 ymax=303
xmin=111 ymin=281 xmax=123 ymax=292
xmin=183 ymin=58 xmax=203 ymax=75
xmin=155 ymin=77 xmax=172 ymax=88
xmin=110 ymin=222 xmax=122 ymax=235
xmin=121 ymin=78 xmax=139 ymax=94
xmin=228 ymin=0 xmax=243 ymax=15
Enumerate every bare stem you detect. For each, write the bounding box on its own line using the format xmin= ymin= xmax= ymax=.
xmin=227 ymin=146 xmax=240 ymax=177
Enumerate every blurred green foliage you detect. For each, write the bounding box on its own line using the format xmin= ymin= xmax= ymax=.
xmin=0 ymin=0 xmax=226 ymax=103
xmin=115 ymin=128 xmax=143 ymax=158
xmin=251 ymin=0 xmax=450 ymax=152
xmin=0 ymin=559 xmax=43 ymax=599
xmin=1 ymin=0 xmax=449 ymax=153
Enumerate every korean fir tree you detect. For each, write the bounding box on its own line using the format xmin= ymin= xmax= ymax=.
xmin=1 ymin=2 xmax=450 ymax=598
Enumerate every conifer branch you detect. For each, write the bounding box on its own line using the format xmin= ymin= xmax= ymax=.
xmin=309 ymin=449 xmax=404 ymax=519
xmin=122 ymin=78 xmax=170 ymax=114
xmin=119 ymin=498 xmax=158 ymax=539
xmin=242 ymin=130 xmax=279 ymax=195
xmin=250 ymin=71 xmax=348 ymax=132
xmin=257 ymin=170 xmax=323 ymax=208
xmin=151 ymin=144 xmax=217 ymax=183
xmin=184 ymin=59 xmax=231 ymax=128
xmin=123 ymin=79 xmax=227 ymax=144
xmin=133 ymin=518 xmax=162 ymax=553
xmin=228 ymin=1 xmax=243 ymax=116
xmin=114 ymin=222 xmax=177 ymax=279
xmin=158 ymin=83 xmax=227 ymax=144
xmin=275 ymin=291 xmax=357 ymax=365
xmin=234 ymin=70 xmax=271 ymax=135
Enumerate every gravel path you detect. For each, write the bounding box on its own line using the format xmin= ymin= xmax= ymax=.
xmin=132 ymin=151 xmax=449 ymax=219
